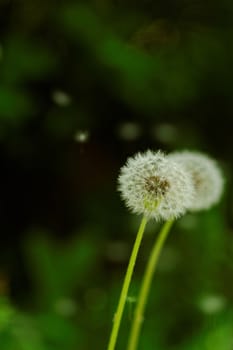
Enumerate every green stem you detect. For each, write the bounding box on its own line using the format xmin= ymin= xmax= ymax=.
xmin=107 ymin=216 xmax=148 ymax=350
xmin=127 ymin=219 xmax=174 ymax=350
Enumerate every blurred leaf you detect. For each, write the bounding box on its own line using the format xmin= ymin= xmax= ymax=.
xmin=178 ymin=313 xmax=233 ymax=350
xmin=36 ymin=312 xmax=82 ymax=350
xmin=0 ymin=298 xmax=14 ymax=333
xmin=59 ymin=3 xmax=105 ymax=44
xmin=0 ymin=86 xmax=35 ymax=124
xmin=24 ymin=231 xmax=100 ymax=306
xmin=1 ymin=37 xmax=56 ymax=84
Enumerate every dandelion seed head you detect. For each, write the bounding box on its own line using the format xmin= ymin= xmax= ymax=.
xmin=52 ymin=90 xmax=71 ymax=107
xmin=168 ymin=151 xmax=224 ymax=211
xmin=118 ymin=150 xmax=194 ymax=221
xmin=54 ymin=298 xmax=77 ymax=317
xmin=198 ymin=294 xmax=226 ymax=314
xmin=117 ymin=122 xmax=142 ymax=141
xmin=74 ymin=130 xmax=89 ymax=143
xmin=153 ymin=123 xmax=178 ymax=144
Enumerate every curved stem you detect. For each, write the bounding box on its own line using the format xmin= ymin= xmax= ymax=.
xmin=127 ymin=219 xmax=174 ymax=350
xmin=107 ymin=216 xmax=148 ymax=350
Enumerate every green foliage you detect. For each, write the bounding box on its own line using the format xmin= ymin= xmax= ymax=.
xmin=1 ymin=37 xmax=55 ymax=84
xmin=0 ymin=298 xmax=82 ymax=350
xmin=179 ymin=314 xmax=233 ymax=350
xmin=0 ymin=0 xmax=233 ymax=349
xmin=0 ymin=86 xmax=35 ymax=124
xmin=24 ymin=231 xmax=100 ymax=306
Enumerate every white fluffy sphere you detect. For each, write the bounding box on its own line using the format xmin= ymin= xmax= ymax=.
xmin=118 ymin=150 xmax=194 ymax=221
xmin=168 ymin=151 xmax=224 ymax=211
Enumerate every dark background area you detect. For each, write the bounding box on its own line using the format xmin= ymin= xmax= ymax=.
xmin=0 ymin=1 xmax=233 ymax=349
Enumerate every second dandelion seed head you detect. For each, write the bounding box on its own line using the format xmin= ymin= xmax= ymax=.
xmin=168 ymin=151 xmax=224 ymax=211
xmin=118 ymin=150 xmax=194 ymax=221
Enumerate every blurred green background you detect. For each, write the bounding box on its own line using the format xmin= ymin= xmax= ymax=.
xmin=0 ymin=0 xmax=233 ymax=349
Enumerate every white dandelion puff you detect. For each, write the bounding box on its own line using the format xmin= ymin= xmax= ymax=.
xmin=198 ymin=294 xmax=226 ymax=315
xmin=52 ymin=90 xmax=71 ymax=107
xmin=168 ymin=151 xmax=224 ymax=211
xmin=118 ymin=150 xmax=194 ymax=221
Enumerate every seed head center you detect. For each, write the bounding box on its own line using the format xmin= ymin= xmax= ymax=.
xmin=192 ymin=171 xmax=203 ymax=190
xmin=145 ymin=176 xmax=170 ymax=197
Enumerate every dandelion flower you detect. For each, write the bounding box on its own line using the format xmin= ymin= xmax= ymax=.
xmin=118 ymin=150 xmax=194 ymax=221
xmin=168 ymin=151 xmax=224 ymax=211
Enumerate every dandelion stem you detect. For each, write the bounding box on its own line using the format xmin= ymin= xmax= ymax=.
xmin=127 ymin=219 xmax=174 ymax=350
xmin=107 ymin=216 xmax=147 ymax=350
